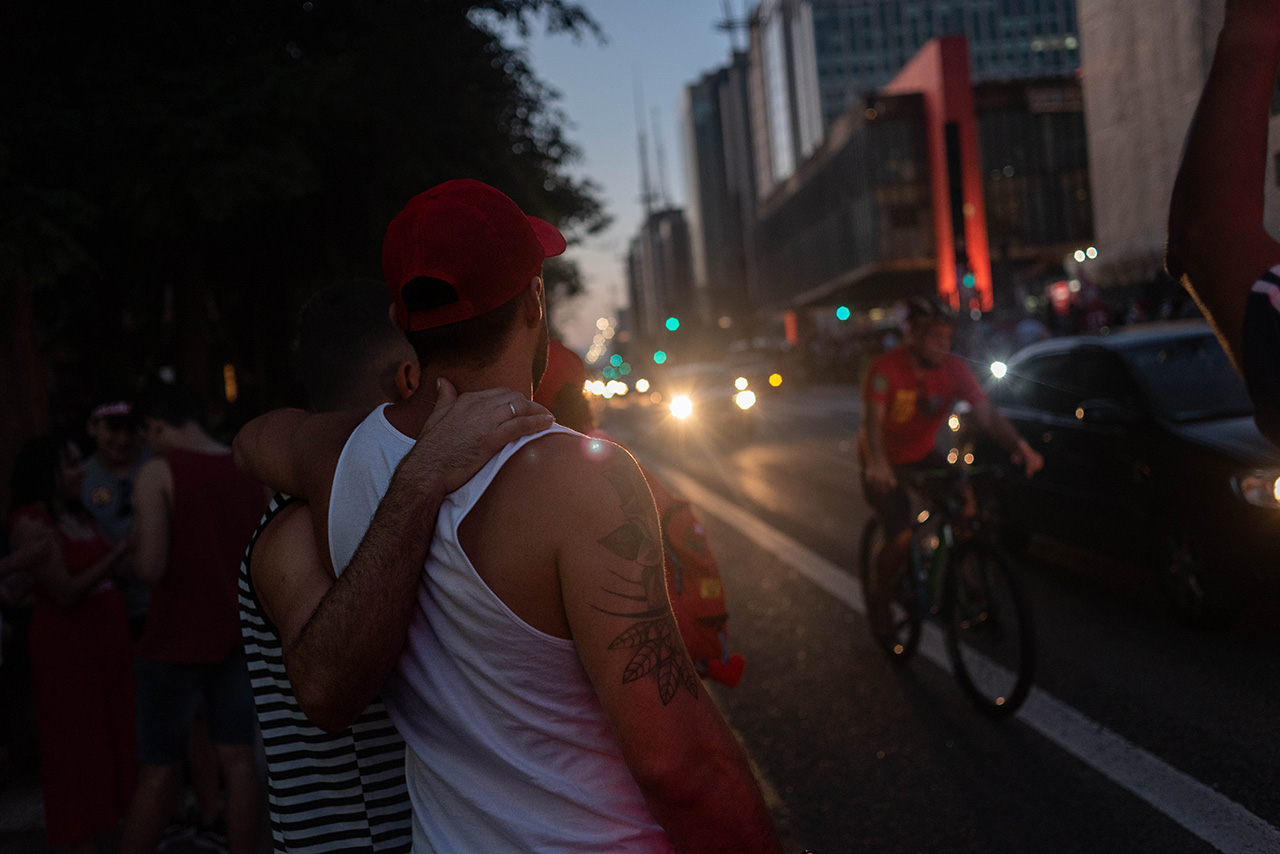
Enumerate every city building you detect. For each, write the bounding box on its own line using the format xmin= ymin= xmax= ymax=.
xmin=1077 ymin=0 xmax=1280 ymax=287
xmin=682 ymin=52 xmax=758 ymax=329
xmin=625 ymin=208 xmax=696 ymax=352
xmin=750 ymin=35 xmax=1092 ymax=317
xmin=748 ymin=0 xmax=1081 ymax=198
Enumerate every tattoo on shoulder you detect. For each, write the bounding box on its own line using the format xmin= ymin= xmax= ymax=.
xmin=595 ymin=463 xmax=699 ymax=706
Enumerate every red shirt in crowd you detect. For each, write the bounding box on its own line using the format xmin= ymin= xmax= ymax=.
xmin=862 ymin=347 xmax=987 ymax=466
xmin=136 ymin=448 xmax=266 ymax=663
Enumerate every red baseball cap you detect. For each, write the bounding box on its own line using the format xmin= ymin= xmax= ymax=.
xmin=382 ymin=179 xmax=567 ymax=332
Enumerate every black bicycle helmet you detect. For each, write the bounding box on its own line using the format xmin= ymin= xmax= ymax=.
xmin=905 ymin=295 xmax=957 ymax=327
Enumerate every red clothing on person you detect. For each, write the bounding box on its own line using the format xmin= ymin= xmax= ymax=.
xmin=862 ymin=347 xmax=987 ymax=465
xmin=136 ymin=449 xmax=265 ymax=663
xmin=10 ymin=506 xmax=136 ymax=848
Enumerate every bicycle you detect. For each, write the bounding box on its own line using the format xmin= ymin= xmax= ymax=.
xmin=859 ymin=463 xmax=1036 ymax=719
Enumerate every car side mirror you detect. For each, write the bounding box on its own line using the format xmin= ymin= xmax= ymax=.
xmin=1076 ymin=398 xmax=1137 ymax=426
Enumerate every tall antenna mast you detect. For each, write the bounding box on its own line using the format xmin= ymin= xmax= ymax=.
xmin=634 ymin=70 xmax=656 ymax=216
xmin=651 ymin=107 xmax=670 ymax=207
xmin=714 ymin=0 xmax=750 ymax=53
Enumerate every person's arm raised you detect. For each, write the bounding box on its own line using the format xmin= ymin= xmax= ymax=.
xmin=553 ymin=447 xmax=784 ymax=854
xmin=255 ymin=381 xmax=554 ymax=732
xmin=1167 ymin=0 xmax=1280 ymax=369
xmin=233 ymin=408 xmax=356 ymax=499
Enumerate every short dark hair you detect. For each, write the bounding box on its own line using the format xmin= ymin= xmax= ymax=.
xmin=400 ymin=277 xmax=523 ymax=370
xmin=134 ymin=381 xmax=202 ymax=429
xmin=906 ymin=295 xmax=957 ymax=330
xmin=296 ymin=280 xmax=413 ymax=411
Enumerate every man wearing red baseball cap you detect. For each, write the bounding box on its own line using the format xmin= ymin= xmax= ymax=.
xmin=236 ymin=179 xmax=782 ymax=852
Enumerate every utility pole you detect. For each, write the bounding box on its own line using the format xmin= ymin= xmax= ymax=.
xmin=634 ymin=71 xmax=657 ymax=217
xmin=652 ymin=107 xmax=671 ymax=208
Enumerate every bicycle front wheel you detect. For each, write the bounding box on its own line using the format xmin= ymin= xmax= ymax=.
xmin=942 ymin=538 xmax=1035 ymax=718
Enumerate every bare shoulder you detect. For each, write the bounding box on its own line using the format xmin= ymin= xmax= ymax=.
xmin=503 ymin=432 xmax=652 ymax=517
xmin=252 ymin=502 xmax=314 ymax=571
xmin=135 ymin=456 xmax=174 ymax=495
xmin=250 ymin=499 xmax=334 ymax=641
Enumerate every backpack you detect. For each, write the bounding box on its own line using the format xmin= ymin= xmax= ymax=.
xmin=640 ymin=466 xmax=745 ymax=688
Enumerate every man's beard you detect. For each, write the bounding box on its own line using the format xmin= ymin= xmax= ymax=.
xmin=531 ymin=320 xmax=549 ymax=393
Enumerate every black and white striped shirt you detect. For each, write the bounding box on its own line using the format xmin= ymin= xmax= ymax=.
xmin=239 ymin=495 xmax=412 ymax=853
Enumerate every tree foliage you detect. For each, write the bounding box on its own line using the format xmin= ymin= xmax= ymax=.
xmin=0 ymin=0 xmax=608 ymax=427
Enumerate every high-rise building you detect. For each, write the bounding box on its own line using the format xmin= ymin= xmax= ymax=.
xmin=625 ymin=208 xmax=695 ymax=347
xmin=683 ymin=52 xmax=758 ymax=327
xmin=812 ymin=0 xmax=1080 ymax=127
xmin=750 ymin=0 xmax=1081 ymax=197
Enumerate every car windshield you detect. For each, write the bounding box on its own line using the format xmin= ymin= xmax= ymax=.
xmin=1122 ymin=335 xmax=1253 ymax=422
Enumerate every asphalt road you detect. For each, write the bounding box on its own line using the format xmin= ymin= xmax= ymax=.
xmin=604 ymin=384 xmax=1280 ymax=854
xmin=2 ymin=384 xmax=1276 ymax=853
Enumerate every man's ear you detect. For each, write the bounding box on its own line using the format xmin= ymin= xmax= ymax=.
xmin=395 ymin=360 xmax=420 ymax=401
xmin=522 ymin=275 xmax=545 ymax=326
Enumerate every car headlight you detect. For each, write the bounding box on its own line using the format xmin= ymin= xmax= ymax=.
xmin=734 ymin=390 xmax=756 ymax=410
xmin=670 ymin=395 xmax=693 ymax=420
xmin=1231 ymin=470 xmax=1280 ymax=508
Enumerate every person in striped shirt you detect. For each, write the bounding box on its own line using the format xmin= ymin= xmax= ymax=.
xmin=1167 ymin=0 xmax=1280 ymax=445
xmin=238 ymin=280 xmax=552 ymax=852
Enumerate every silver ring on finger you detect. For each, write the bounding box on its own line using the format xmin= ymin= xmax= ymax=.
xmin=509 ymin=402 xmax=517 ymax=416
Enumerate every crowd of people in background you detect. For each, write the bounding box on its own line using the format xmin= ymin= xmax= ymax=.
xmin=1 ymin=387 xmax=266 ymax=854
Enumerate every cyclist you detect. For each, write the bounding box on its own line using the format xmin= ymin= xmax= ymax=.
xmin=858 ymin=296 xmax=1044 ymax=639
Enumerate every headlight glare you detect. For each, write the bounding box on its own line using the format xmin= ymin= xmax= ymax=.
xmin=1231 ymin=470 xmax=1280 ymax=508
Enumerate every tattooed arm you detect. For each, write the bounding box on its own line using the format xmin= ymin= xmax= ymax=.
xmin=549 ymin=442 xmax=784 ymax=854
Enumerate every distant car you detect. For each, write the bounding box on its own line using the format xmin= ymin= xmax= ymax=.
xmin=976 ymin=320 xmax=1280 ymax=623
xmin=651 ymin=360 xmax=760 ymax=442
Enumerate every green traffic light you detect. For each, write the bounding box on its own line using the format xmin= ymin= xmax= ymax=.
xmin=665 ymin=316 xmax=680 ymax=332
xmin=962 ymin=273 xmax=976 ymax=288
xmin=836 ymin=306 xmax=851 ymax=321
xmin=653 ymin=350 xmax=667 ymax=365
xmin=610 ymin=354 xmax=623 ymax=367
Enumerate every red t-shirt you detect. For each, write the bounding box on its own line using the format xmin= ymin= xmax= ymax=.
xmin=136 ymin=449 xmax=266 ymax=663
xmin=862 ymin=347 xmax=986 ymax=465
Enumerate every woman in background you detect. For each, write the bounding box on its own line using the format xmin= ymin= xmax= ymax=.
xmin=8 ymin=432 xmax=136 ymax=854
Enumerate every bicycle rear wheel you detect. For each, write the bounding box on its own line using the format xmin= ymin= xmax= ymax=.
xmin=859 ymin=519 xmax=920 ymax=662
xmin=942 ymin=538 xmax=1035 ymax=718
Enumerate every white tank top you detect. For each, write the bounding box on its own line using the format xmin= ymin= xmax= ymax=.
xmin=328 ymin=405 xmax=673 ymax=854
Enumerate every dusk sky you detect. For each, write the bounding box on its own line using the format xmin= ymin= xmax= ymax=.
xmin=516 ymin=1 xmax=751 ymax=355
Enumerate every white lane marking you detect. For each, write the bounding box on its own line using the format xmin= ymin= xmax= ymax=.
xmin=654 ymin=465 xmax=1280 ymax=854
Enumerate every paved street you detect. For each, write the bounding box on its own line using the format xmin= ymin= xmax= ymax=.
xmin=3 ymin=384 xmax=1279 ymax=853
xmin=610 ymin=384 xmax=1280 ymax=853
